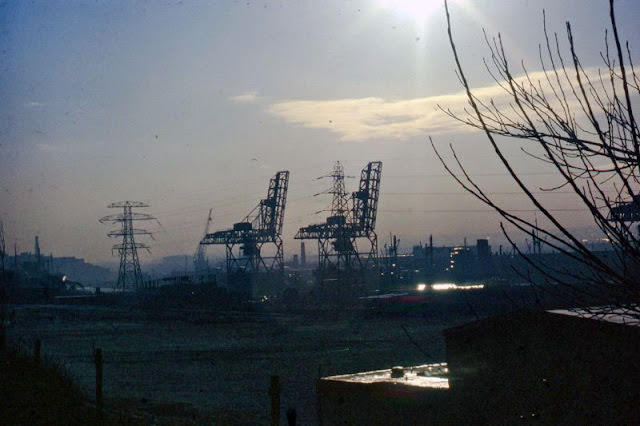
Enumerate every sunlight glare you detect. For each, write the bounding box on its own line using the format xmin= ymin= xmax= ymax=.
xmin=378 ymin=0 xmax=442 ymax=24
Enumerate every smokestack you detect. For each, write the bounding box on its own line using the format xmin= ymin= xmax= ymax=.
xmin=35 ymin=236 xmax=41 ymax=263
xmin=34 ymin=236 xmax=42 ymax=273
xmin=300 ymin=242 xmax=306 ymax=266
xmin=429 ymin=234 xmax=434 ymax=268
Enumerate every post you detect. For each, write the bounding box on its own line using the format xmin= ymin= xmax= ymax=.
xmin=317 ymin=365 xmax=323 ymax=425
xmin=286 ymin=408 xmax=297 ymax=426
xmin=94 ymin=348 xmax=103 ymax=410
xmin=34 ymin=339 xmax=41 ymax=363
xmin=269 ymin=375 xmax=280 ymax=426
xmin=0 ymin=324 xmax=5 ymax=351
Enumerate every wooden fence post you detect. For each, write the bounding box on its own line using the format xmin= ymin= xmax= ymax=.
xmin=286 ymin=408 xmax=297 ymax=426
xmin=94 ymin=348 xmax=103 ymax=410
xmin=269 ymin=375 xmax=280 ymax=426
xmin=34 ymin=339 xmax=41 ymax=363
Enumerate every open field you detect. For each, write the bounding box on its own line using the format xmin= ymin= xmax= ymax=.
xmin=6 ymin=300 xmax=477 ymax=424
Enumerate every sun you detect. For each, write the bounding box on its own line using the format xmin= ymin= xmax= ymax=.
xmin=378 ymin=0 xmax=443 ymax=24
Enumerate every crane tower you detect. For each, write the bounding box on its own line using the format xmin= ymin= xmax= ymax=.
xmin=200 ymin=171 xmax=289 ymax=294
xmin=609 ymin=194 xmax=640 ymax=241
xmin=295 ymin=161 xmax=382 ymax=280
xmin=193 ymin=208 xmax=213 ymax=280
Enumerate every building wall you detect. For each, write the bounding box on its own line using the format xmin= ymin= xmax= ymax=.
xmin=444 ymin=310 xmax=640 ymax=424
xmin=317 ymin=379 xmax=452 ymax=425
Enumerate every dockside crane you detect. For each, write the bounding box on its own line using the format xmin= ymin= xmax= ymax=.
xmin=609 ymin=195 xmax=640 ymax=222
xmin=295 ymin=161 xmax=382 ymax=280
xmin=200 ymin=171 xmax=290 ymax=294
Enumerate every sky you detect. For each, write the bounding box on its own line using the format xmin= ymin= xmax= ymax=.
xmin=2 ymin=0 xmax=640 ymax=265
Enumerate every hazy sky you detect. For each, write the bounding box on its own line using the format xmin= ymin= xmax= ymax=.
xmin=2 ymin=0 xmax=640 ymax=264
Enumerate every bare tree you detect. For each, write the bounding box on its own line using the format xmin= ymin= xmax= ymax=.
xmin=434 ymin=0 xmax=640 ymax=316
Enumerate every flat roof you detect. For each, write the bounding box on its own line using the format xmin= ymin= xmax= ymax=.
xmin=549 ymin=306 xmax=640 ymax=327
xmin=322 ymin=363 xmax=449 ymax=389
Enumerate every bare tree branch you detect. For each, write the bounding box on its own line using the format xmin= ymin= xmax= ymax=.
xmin=435 ymin=0 xmax=640 ymax=314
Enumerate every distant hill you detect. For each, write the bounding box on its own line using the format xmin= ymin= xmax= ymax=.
xmin=9 ymin=254 xmax=116 ymax=287
xmin=51 ymin=257 xmax=115 ymax=286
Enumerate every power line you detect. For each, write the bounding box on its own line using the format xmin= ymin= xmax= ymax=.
xmin=383 ymin=191 xmax=577 ymax=196
xmin=380 ymin=208 xmax=588 ymax=213
xmin=384 ymin=171 xmax=559 ymax=178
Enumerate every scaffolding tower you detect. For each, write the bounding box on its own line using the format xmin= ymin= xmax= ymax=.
xmin=295 ymin=161 xmax=382 ymax=280
xmin=200 ymin=171 xmax=290 ymax=292
xmin=100 ymin=201 xmax=155 ymax=292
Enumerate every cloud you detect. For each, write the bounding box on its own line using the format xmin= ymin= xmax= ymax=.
xmin=267 ymin=68 xmax=607 ymax=142
xmin=228 ymin=91 xmax=261 ymax=104
xmin=267 ymin=95 xmax=466 ymax=142
xmin=25 ymin=101 xmax=45 ymax=108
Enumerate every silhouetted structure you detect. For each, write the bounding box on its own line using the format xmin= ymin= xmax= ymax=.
xmin=193 ymin=208 xmax=213 ymax=281
xmin=381 ymin=234 xmax=400 ymax=287
xmin=295 ymin=161 xmax=382 ymax=283
xmin=318 ymin=309 xmax=640 ymax=424
xmin=609 ymin=195 xmax=640 ymax=222
xmin=609 ymin=195 xmax=640 ymax=240
xmin=436 ymin=0 xmax=640 ymax=315
xmin=0 ymin=220 xmax=5 ymax=279
xmin=34 ymin=236 xmax=41 ymax=274
xmin=445 ymin=309 xmax=640 ymax=424
xmin=100 ymin=201 xmax=155 ymax=291
xmin=201 ymin=171 xmax=289 ymax=295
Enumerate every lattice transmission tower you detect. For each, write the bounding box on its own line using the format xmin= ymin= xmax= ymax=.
xmin=295 ymin=161 xmax=382 ymax=280
xmin=297 ymin=161 xmax=355 ymax=272
xmin=320 ymin=161 xmax=352 ymax=219
xmin=100 ymin=201 xmax=155 ymax=292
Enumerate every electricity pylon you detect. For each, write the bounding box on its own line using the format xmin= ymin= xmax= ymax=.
xmin=295 ymin=161 xmax=382 ymax=278
xmin=100 ymin=201 xmax=155 ymax=292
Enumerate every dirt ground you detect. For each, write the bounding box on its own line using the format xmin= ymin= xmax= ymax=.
xmin=6 ymin=302 xmax=474 ymax=424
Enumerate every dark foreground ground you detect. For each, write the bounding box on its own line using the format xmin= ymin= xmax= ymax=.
xmin=0 ymin=341 xmax=230 ymax=425
xmin=2 ymin=285 xmax=554 ymax=424
xmin=1 ymin=344 xmax=105 ymax=425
